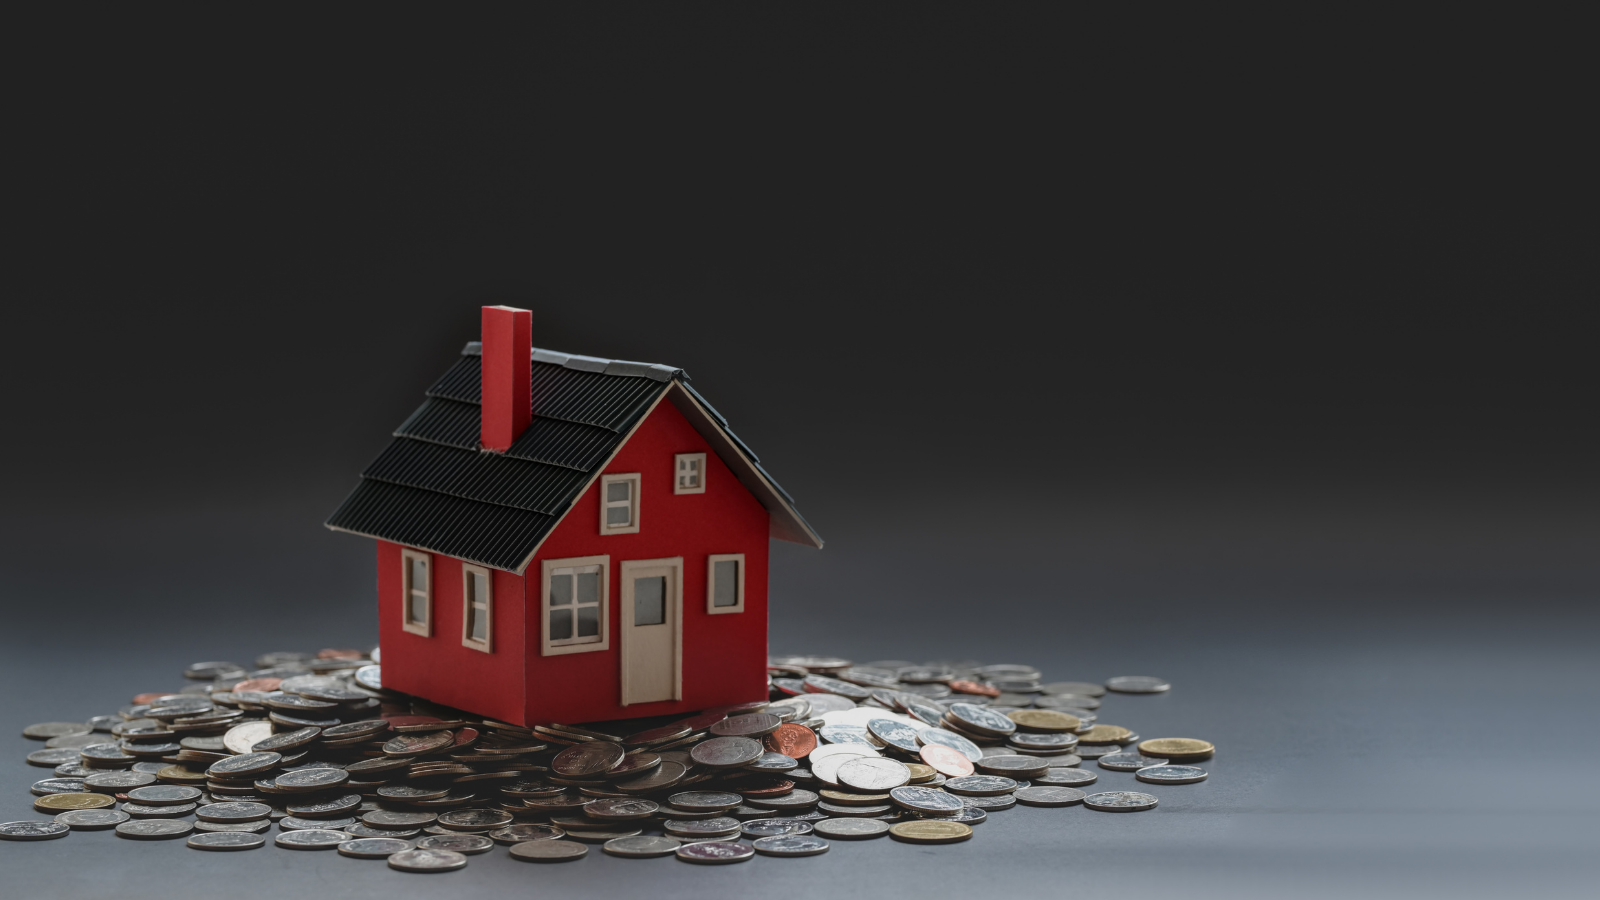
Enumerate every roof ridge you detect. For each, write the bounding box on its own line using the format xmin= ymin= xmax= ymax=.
xmin=459 ymin=341 xmax=685 ymax=383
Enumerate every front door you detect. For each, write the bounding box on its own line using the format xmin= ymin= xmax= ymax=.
xmin=620 ymin=558 xmax=682 ymax=706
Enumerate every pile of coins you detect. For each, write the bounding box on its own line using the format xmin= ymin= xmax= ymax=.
xmin=4 ymin=649 xmax=1215 ymax=873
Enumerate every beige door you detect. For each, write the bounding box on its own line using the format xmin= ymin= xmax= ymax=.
xmin=620 ymin=558 xmax=682 ymax=705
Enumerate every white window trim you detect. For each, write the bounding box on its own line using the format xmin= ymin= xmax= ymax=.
xmin=620 ymin=557 xmax=684 ymax=705
xmin=461 ymin=563 xmax=493 ymax=653
xmin=540 ymin=555 xmax=611 ymax=656
xmin=400 ymin=549 xmax=432 ymax=637
xmin=599 ymin=473 xmax=642 ymax=535
xmin=674 ymin=452 xmax=707 ymax=495
xmin=706 ymin=553 xmax=746 ymax=614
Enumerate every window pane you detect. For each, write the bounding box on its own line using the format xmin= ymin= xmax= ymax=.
xmin=634 ymin=576 xmax=666 ymax=626
xmin=577 ymin=604 xmax=600 ymax=637
xmin=409 ymin=557 xmax=427 ymax=591
xmin=470 ymin=604 xmax=487 ymax=641
xmin=607 ymin=481 xmax=631 ymax=502
xmin=713 ymin=560 xmax=739 ymax=607
xmin=408 ymin=591 xmax=426 ymax=624
xmin=576 ymin=571 xmax=599 ymax=604
xmin=549 ymin=608 xmax=572 ymax=641
xmin=606 ymin=505 xmax=631 ymax=526
xmin=689 ymin=459 xmax=699 ymax=471
xmin=550 ymin=573 xmax=572 ymax=606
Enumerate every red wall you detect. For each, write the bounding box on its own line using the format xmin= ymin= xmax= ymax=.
xmin=375 ymin=395 xmax=770 ymax=727
xmin=376 ymin=541 xmax=527 ymax=724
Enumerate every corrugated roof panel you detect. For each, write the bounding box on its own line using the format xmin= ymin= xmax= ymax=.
xmin=327 ymin=479 xmax=556 ymax=572
xmin=426 ymin=355 xmax=482 ymax=403
xmin=529 ymin=363 xmax=664 ymax=432
xmin=506 ymin=417 xmax=622 ymax=471
xmin=363 ymin=438 xmax=588 ymax=516
xmin=394 ymin=397 xmax=480 ymax=450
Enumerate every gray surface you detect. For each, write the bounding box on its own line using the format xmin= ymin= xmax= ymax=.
xmin=2 ymin=511 xmax=1598 ymax=899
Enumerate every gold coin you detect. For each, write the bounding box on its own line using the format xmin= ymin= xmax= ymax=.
xmin=1137 ymin=738 xmax=1215 ymax=760
xmin=34 ymin=792 xmax=115 ymax=812
xmin=903 ymin=763 xmax=936 ymax=782
xmin=1077 ymin=725 xmax=1133 ymax=744
xmin=819 ymin=789 xmax=890 ymax=805
xmin=157 ymin=766 xmax=209 ymax=784
xmin=1006 ymin=710 xmax=1081 ymax=733
xmin=889 ymin=820 xmax=973 ymax=844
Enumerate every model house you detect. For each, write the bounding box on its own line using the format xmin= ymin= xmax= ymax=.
xmin=326 ymin=306 xmax=822 ymax=726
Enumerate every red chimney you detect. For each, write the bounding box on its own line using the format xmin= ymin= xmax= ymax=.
xmin=480 ymin=305 xmax=532 ymax=452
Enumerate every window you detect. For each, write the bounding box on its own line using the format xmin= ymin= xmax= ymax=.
xmin=675 ymin=452 xmax=707 ymax=494
xmin=461 ymin=564 xmax=492 ymax=652
xmin=541 ymin=555 xmax=610 ymax=655
xmin=599 ymin=473 xmax=641 ymax=535
xmin=401 ymin=549 xmax=431 ymax=636
xmin=706 ymin=553 xmax=745 ymax=614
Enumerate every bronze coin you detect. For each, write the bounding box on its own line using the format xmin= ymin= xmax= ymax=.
xmin=760 ymin=724 xmax=818 ymax=758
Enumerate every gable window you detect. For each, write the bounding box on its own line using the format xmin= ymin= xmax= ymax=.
xmin=675 ymin=453 xmax=707 ymax=494
xmin=706 ymin=553 xmax=745 ymax=614
xmin=600 ymin=473 xmax=641 ymax=535
xmin=461 ymin=564 xmax=492 ymax=652
xmin=541 ymin=555 xmax=611 ymax=655
xmin=401 ymin=549 xmax=431 ymax=636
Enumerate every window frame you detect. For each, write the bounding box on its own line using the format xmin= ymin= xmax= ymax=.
xmin=706 ymin=553 xmax=746 ymax=614
xmin=400 ymin=549 xmax=432 ymax=637
xmin=674 ymin=452 xmax=707 ymax=495
xmin=540 ymin=554 xmax=611 ymax=656
xmin=461 ymin=563 xmax=493 ymax=653
xmin=599 ymin=473 xmax=642 ymax=535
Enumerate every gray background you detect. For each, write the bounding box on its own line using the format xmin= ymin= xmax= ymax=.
xmin=3 ymin=8 xmax=1596 ymax=898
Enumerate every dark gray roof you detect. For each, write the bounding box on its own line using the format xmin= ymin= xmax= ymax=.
xmin=326 ymin=343 xmax=821 ymax=572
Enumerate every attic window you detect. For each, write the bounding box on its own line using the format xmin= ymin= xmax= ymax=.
xmin=401 ymin=549 xmax=431 ymax=637
xmin=600 ymin=473 xmax=641 ymax=535
xmin=675 ymin=453 xmax=706 ymax=495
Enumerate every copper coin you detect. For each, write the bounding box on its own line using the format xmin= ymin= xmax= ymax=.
xmin=947 ymin=680 xmax=1000 ymax=697
xmin=231 ymin=678 xmax=282 ymax=693
xmin=739 ymin=779 xmax=796 ymax=798
xmin=919 ymin=744 xmax=976 ymax=778
xmin=761 ymin=724 xmax=818 ymax=759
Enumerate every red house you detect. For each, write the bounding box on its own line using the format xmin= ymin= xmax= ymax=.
xmin=326 ymin=306 xmax=822 ymax=726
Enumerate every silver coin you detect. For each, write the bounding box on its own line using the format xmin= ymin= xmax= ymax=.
xmin=752 ymin=834 xmax=829 ymax=857
xmin=363 ymin=810 xmax=438 ymax=829
xmin=287 ymin=794 xmax=362 ymax=817
xmin=1136 ymin=765 xmax=1209 ymax=784
xmin=1104 ymin=676 xmax=1170 ymax=694
xmin=187 ymin=831 xmax=266 ymax=851
xmin=1014 ymin=786 xmax=1086 ymax=807
xmin=29 ymin=778 xmax=89 ymax=796
xmin=389 ymin=847 xmax=470 ymax=871
xmin=802 ymin=693 xmax=860 ymax=715
xmin=1083 ymin=790 xmax=1160 ymax=812
xmin=818 ymin=724 xmax=873 ymax=745
xmin=866 ymin=718 xmax=921 ymax=753
xmin=676 ymin=839 xmax=755 ymax=864
xmin=946 ymin=703 xmax=1017 ymax=736
xmin=275 ymin=828 xmax=350 ymax=849
xmin=1034 ymin=767 xmax=1097 ymax=787
xmin=916 ymin=728 xmax=983 ymax=762
xmin=1098 ymin=752 xmax=1169 ymax=772
xmin=689 ymin=737 xmax=764 ymax=768
xmin=812 ymin=817 xmax=890 ymax=839
xmin=84 ymin=771 xmax=155 ymax=790
xmin=888 ymin=786 xmax=965 ymax=814
xmin=115 ymin=819 xmax=194 ymax=840
xmin=125 ymin=785 xmax=202 ymax=806
xmin=935 ymin=805 xmax=988 ymax=825
xmin=417 ymin=833 xmax=495 ymax=854
xmin=961 ymin=793 xmax=1017 ymax=811
xmin=668 ymin=791 xmax=744 ymax=811
xmin=1039 ymin=681 xmax=1106 ymax=697
xmin=26 ymin=748 xmax=83 ymax=767
xmin=45 ymin=733 xmax=108 ymax=750
xmin=0 ymin=820 xmax=71 ymax=841
xmin=345 ymin=822 xmax=420 ymax=839
xmin=974 ymin=755 xmax=1049 ymax=778
xmin=122 ymin=802 xmax=197 ymax=819
xmin=817 ymin=801 xmax=891 ymax=817
xmin=490 ymin=824 xmax=564 ymax=844
xmin=603 ymin=835 xmax=681 ymax=858
xmin=52 ymin=763 xmax=95 ymax=778
xmin=741 ymin=817 xmax=814 ymax=837
xmin=508 ymin=840 xmax=588 ymax=862
xmin=280 ymin=815 xmax=357 ymax=831
xmin=1045 ymin=754 xmax=1084 ymax=768
xmin=207 ymin=751 xmax=281 ymax=777
xmin=664 ymin=816 xmax=742 ymax=837
xmin=195 ymin=801 xmax=271 ymax=823
xmin=223 ymin=722 xmax=274 ymax=755
xmin=436 ymin=808 xmax=513 ymax=830
xmin=746 ymin=789 xmax=820 ymax=810
xmin=746 ymin=751 xmax=799 ymax=772
xmin=275 ymin=768 xmax=349 ymax=791
xmin=23 ymin=722 xmax=91 ymax=740
xmin=585 ymin=798 xmax=660 ymax=820
xmin=944 ymin=775 xmax=1019 ymax=796
xmin=1075 ymin=743 xmax=1122 ymax=758
xmin=564 ymin=827 xmax=644 ymax=843
xmin=54 ymin=808 xmax=129 ymax=830
xmin=338 ymin=837 xmax=414 ymax=858
xmin=195 ymin=820 xmax=272 ymax=834
xmin=1009 ymin=732 xmax=1078 ymax=749
xmin=837 ymin=757 xmax=911 ymax=792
